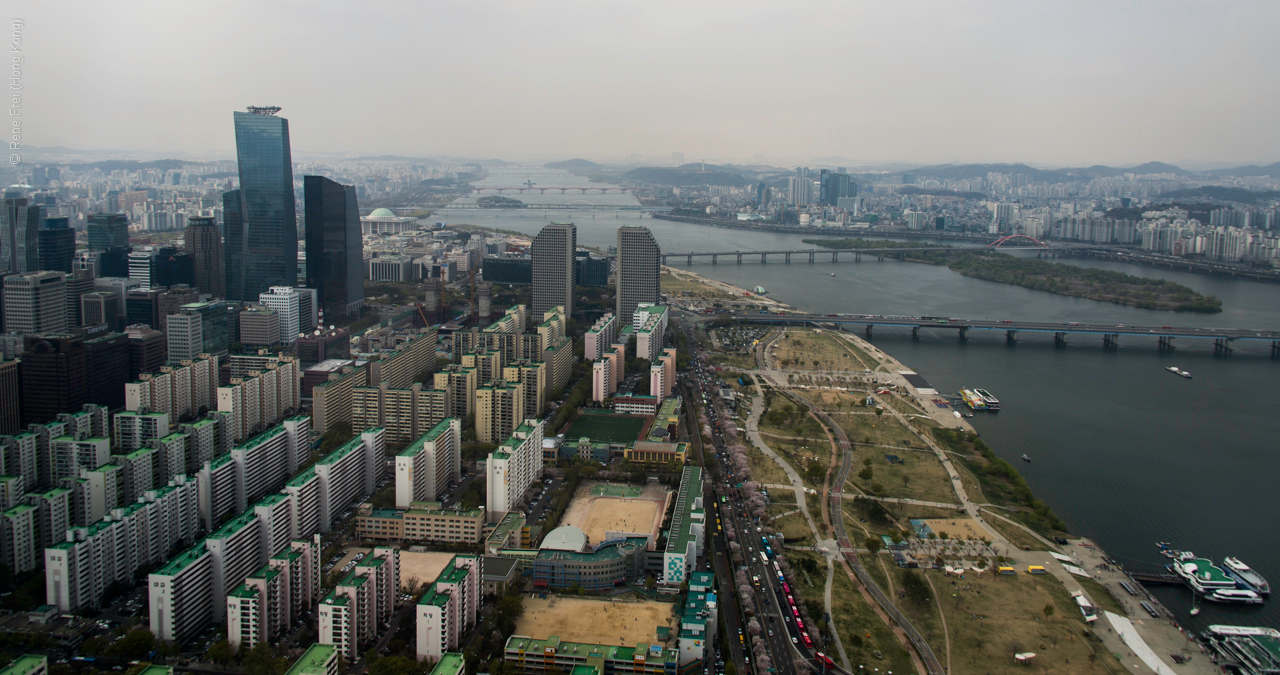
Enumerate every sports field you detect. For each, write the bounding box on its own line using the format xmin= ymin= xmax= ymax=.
xmin=516 ymin=596 xmax=676 ymax=646
xmin=399 ymin=551 xmax=458 ymax=590
xmin=560 ymin=481 xmax=670 ymax=547
xmin=564 ymin=411 xmax=650 ymax=444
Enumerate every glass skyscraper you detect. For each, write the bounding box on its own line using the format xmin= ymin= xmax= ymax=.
xmin=303 ymin=175 xmax=364 ymax=318
xmin=87 ymin=213 xmax=130 ymax=252
xmin=2 ymin=188 xmax=41 ymax=274
xmin=38 ymin=216 xmax=76 ymax=273
xmin=224 ymin=108 xmax=297 ymax=301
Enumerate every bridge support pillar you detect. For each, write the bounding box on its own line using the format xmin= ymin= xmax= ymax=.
xmin=1006 ymin=330 xmax=1017 ymax=345
xmin=686 ymin=255 xmax=692 ymax=265
xmin=855 ymin=252 xmax=861 ymax=262
xmin=1272 ymin=341 xmax=1280 ymax=359
xmin=1158 ymin=336 xmax=1175 ymax=351
xmin=958 ymin=327 xmax=968 ymax=341
xmin=661 ymin=255 xmax=667 ymax=265
xmin=878 ymin=254 xmax=884 ymax=261
xmin=1103 ymin=333 xmax=1119 ymax=349
xmin=1214 ymin=338 xmax=1234 ymax=356
xmin=832 ymin=252 xmax=838 ymax=262
xmin=761 ymin=253 xmax=767 ymax=264
xmin=785 ymin=252 xmax=791 ymax=263
xmin=911 ymin=326 xmax=919 ymax=340
xmin=865 ymin=324 xmax=873 ymax=339
xmin=808 ymin=252 xmax=815 ymax=263
xmin=1054 ymin=332 xmax=1067 ymax=347
xmin=737 ymin=253 xmax=742 ymax=264
xmin=711 ymin=254 xmax=717 ymax=265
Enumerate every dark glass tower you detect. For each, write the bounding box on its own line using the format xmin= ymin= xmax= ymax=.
xmin=38 ymin=216 xmax=75 ymax=273
xmin=225 ymin=108 xmax=297 ymax=301
xmin=303 ymin=176 xmax=364 ymax=318
xmin=3 ymin=188 xmax=41 ymax=273
xmin=87 ymin=213 xmax=130 ymax=251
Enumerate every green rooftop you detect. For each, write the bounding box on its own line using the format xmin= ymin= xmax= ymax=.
xmin=286 ymin=467 xmax=317 ymax=487
xmin=209 ymin=511 xmax=259 ymax=541
xmin=337 ymin=572 xmax=369 ymax=588
xmin=237 ymin=425 xmax=285 ymax=452
xmin=284 ymin=644 xmax=336 ymax=675
xmin=318 ymin=436 xmax=365 ymax=466
xmin=2 ymin=503 xmax=34 ymax=518
xmin=155 ymin=541 xmax=210 ymax=576
xmin=138 ymin=666 xmax=174 ymax=675
xmin=0 ymin=655 xmax=47 ymax=675
xmin=429 ymin=653 xmax=464 ymax=675
xmin=228 ymin=584 xmax=259 ymax=599
xmin=418 ymin=584 xmax=451 ymax=607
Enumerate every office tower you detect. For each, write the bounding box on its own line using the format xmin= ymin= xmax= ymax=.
xmin=126 ymin=288 xmax=164 ymax=329
xmin=303 ymin=176 xmax=364 ymax=318
xmin=296 ymin=288 xmax=317 ymax=334
xmin=87 ymin=214 xmax=130 ymax=252
xmin=2 ymin=189 xmax=40 ymax=274
xmin=184 ymin=216 xmax=225 ymax=298
xmin=531 ymin=222 xmax=575 ymax=318
xmin=818 ymin=170 xmax=854 ymax=207
xmin=415 ymin=555 xmax=481 ymax=663
xmin=0 ymin=359 xmax=18 ymax=435
xmin=21 ymin=334 xmax=86 ymax=425
xmin=64 ymin=271 xmax=94 ymax=328
xmin=295 ymin=327 xmax=349 ymax=366
xmin=124 ymin=325 xmax=166 ymax=379
xmin=225 ymin=108 xmax=298 ymax=302
xmin=615 ymin=226 xmax=661 ymax=326
xmin=37 ymin=216 xmax=75 ymax=273
xmin=84 ymin=332 xmax=129 ymax=410
xmin=476 ymin=281 xmax=492 ymax=320
xmin=395 ymin=417 xmax=461 ymax=508
xmin=239 ymin=307 xmax=280 ymax=347
xmin=167 ymin=301 xmax=229 ymax=361
xmin=259 ymin=287 xmax=301 ymax=343
xmin=484 ymin=421 xmax=543 ymax=522
xmin=157 ymin=285 xmax=201 ymax=330
xmin=4 ymin=271 xmax=67 ymax=335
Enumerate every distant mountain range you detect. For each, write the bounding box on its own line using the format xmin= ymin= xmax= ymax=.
xmin=899 ymin=161 xmax=1280 ymax=181
xmin=347 ymin=155 xmax=441 ymax=165
xmin=623 ymin=163 xmax=752 ymax=187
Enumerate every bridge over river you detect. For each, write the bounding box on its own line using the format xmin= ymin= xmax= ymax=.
xmin=661 ymin=240 xmax=1116 ymax=265
xmin=732 ymin=312 xmax=1280 ymax=356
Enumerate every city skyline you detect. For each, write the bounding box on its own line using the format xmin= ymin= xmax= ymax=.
xmin=12 ymin=1 xmax=1280 ymax=166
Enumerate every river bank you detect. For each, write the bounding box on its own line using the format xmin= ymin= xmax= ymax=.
xmin=676 ymin=265 xmax=1211 ymax=674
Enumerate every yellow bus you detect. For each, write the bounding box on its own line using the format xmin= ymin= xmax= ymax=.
xmin=998 ymin=566 xmax=1017 ymax=575
xmin=1027 ymin=566 xmax=1047 ymax=575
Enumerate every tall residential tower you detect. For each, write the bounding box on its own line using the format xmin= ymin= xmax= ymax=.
xmin=531 ymin=222 xmax=575 ymax=319
xmin=615 ymin=226 xmax=660 ymax=326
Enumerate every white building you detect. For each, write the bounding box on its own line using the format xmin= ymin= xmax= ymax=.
xmin=259 ymin=287 xmax=302 ymax=344
xmin=0 ymin=503 xmax=36 ymax=574
xmin=415 ymin=554 xmax=481 ymax=663
xmin=320 ymin=546 xmax=400 ymax=661
xmin=591 ymin=358 xmax=613 ymax=403
xmin=126 ymin=356 xmax=220 ymax=422
xmin=113 ymin=411 xmax=171 ymax=453
xmin=316 ymin=429 xmax=385 ymax=532
xmin=218 ymin=358 xmax=301 ymax=443
xmin=584 ymin=313 xmax=616 ymax=362
xmin=485 ymin=420 xmax=543 ymax=523
xmin=396 ymin=418 xmax=461 ymax=509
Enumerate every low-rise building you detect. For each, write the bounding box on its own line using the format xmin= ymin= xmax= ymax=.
xmin=355 ymin=502 xmax=485 ymax=544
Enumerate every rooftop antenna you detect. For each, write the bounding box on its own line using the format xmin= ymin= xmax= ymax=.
xmin=246 ymin=106 xmax=281 ymax=116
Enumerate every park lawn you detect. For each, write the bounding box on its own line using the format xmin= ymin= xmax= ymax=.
xmin=1076 ymin=576 xmax=1126 ymax=617
xmin=660 ymin=270 xmax=734 ymax=299
xmin=767 ymin=488 xmax=796 ymax=505
xmin=843 ymin=500 xmax=967 ymax=541
xmin=828 ymin=331 xmax=880 ymax=370
xmin=827 ymin=556 xmax=916 ymax=673
xmin=839 ymin=412 xmax=922 ymax=450
xmin=712 ymin=353 xmax=757 ymax=371
xmin=771 ymin=329 xmax=865 ymax=371
xmin=745 ymin=437 xmax=792 ymax=487
xmin=772 ymin=511 xmax=813 ymax=543
xmin=880 ymin=567 xmax=948 ymax=667
xmin=933 ymin=570 xmax=1128 ymax=675
xmin=850 ymin=447 xmax=960 ymax=505
xmin=980 ymin=511 xmax=1046 ymax=552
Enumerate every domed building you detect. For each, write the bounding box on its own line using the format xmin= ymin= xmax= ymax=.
xmin=360 ymin=207 xmax=418 ymax=235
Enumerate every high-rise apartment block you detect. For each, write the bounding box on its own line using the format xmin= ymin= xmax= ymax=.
xmin=475 ymin=381 xmax=523 ymax=444
xmin=531 ymin=222 xmax=575 ymax=318
xmin=304 ymin=176 xmax=364 ymax=318
xmin=352 ymin=382 xmax=450 ymax=446
xmin=584 ymin=313 xmax=616 ymax=362
xmin=126 ymin=355 xmax=219 ymax=421
xmin=185 ymin=216 xmax=226 ymax=298
xmin=225 ymin=109 xmax=297 ymax=302
xmin=415 ymin=555 xmax=481 ymax=663
xmin=615 ymin=226 xmax=660 ymax=326
xmin=485 ymin=420 xmax=543 ymax=522
xmin=621 ymin=303 xmax=668 ymax=363
xmin=217 ymin=356 xmax=301 ymax=443
xmin=432 ymin=365 xmax=477 ymax=421
xmin=319 ymin=546 xmax=400 ymax=661
xmin=395 ymin=418 xmax=461 ymax=508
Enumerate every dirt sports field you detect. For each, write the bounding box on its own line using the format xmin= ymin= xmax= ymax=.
xmin=559 ymin=481 xmax=671 ymax=548
xmin=919 ymin=518 xmax=986 ymax=541
xmin=398 ymin=551 xmax=458 ymax=591
xmin=516 ymin=596 xmax=675 ymax=646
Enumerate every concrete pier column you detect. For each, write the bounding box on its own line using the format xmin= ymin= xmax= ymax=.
xmin=712 ymin=254 xmax=717 ymax=264
xmin=737 ymin=253 xmax=742 ymax=264
xmin=865 ymin=324 xmax=873 ymax=339
xmin=958 ymin=327 xmax=968 ymax=341
xmin=687 ymin=255 xmax=692 ymax=265
xmin=1103 ymin=333 xmax=1119 ymax=349
xmin=1054 ymin=332 xmax=1067 ymax=347
xmin=809 ymin=251 xmax=815 ymax=263
xmin=832 ymin=252 xmax=838 ymax=262
xmin=855 ymin=252 xmax=861 ymax=262
xmin=911 ymin=326 xmax=919 ymax=340
xmin=761 ymin=253 xmax=767 ymax=264
xmin=1272 ymin=341 xmax=1280 ymax=358
xmin=785 ymin=252 xmax=791 ymax=263
xmin=1006 ymin=330 xmax=1017 ymax=345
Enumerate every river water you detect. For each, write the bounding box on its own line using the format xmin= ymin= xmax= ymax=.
xmin=443 ymin=169 xmax=1280 ymax=630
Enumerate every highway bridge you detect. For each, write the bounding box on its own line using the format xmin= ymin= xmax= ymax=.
xmin=733 ymin=312 xmax=1280 ymax=355
xmin=660 ymin=242 xmax=1109 ymax=265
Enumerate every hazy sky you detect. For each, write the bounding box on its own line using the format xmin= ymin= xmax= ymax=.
xmin=20 ymin=1 xmax=1280 ymax=166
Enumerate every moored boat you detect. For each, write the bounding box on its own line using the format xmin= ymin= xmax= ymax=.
xmin=974 ymin=388 xmax=1001 ymax=410
xmin=1172 ymin=553 xmax=1240 ymax=595
xmin=1223 ymin=557 xmax=1270 ymax=595
xmin=959 ymin=389 xmax=987 ymax=410
xmin=1205 ymin=589 xmax=1264 ymax=605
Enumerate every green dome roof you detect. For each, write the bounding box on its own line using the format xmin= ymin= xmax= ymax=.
xmin=368 ymin=208 xmax=397 ymax=218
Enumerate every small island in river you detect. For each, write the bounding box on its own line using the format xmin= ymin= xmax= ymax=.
xmin=803 ymin=239 xmax=1222 ymax=313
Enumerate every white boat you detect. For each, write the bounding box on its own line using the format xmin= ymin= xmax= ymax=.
xmin=1172 ymin=553 xmax=1239 ymax=594
xmin=1205 ymin=589 xmax=1264 ymax=605
xmin=1165 ymin=366 xmax=1192 ymax=379
xmin=1222 ymin=557 xmax=1271 ymax=594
